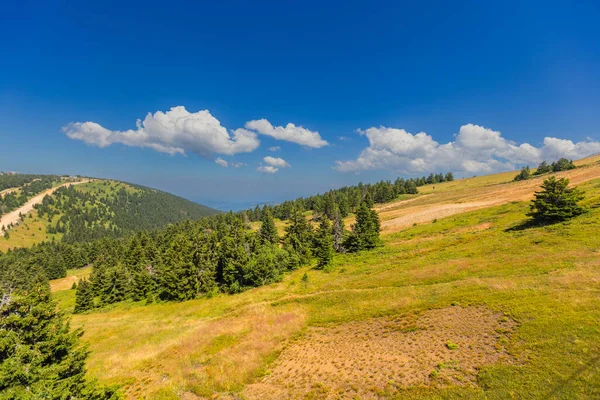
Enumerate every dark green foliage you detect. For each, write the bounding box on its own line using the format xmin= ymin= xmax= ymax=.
xmin=258 ymin=209 xmax=278 ymax=245
xmin=514 ymin=166 xmax=531 ymax=181
xmin=74 ymin=279 xmax=95 ymax=313
xmin=552 ymin=158 xmax=576 ymax=172
xmin=344 ymin=200 xmax=381 ymax=252
xmin=445 ymin=172 xmax=454 ymax=182
xmin=284 ymin=208 xmax=313 ymax=266
xmin=36 ymin=183 xmax=219 ymax=243
xmin=0 ymin=281 xmax=119 ymax=399
xmin=534 ymin=161 xmax=552 ymax=175
xmin=527 ymin=177 xmax=585 ymax=223
xmin=314 ymin=217 xmax=334 ymax=270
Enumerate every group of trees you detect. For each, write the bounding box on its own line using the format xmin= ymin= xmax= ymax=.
xmin=244 ymin=171 xmax=454 ymax=222
xmin=514 ymin=158 xmax=576 ymax=181
xmin=73 ymin=196 xmax=381 ymax=312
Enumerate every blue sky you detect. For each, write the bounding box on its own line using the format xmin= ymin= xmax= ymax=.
xmin=1 ymin=1 xmax=599 ymax=210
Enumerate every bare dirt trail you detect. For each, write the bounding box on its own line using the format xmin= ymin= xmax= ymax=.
xmin=376 ymin=160 xmax=600 ymax=233
xmin=0 ymin=180 xmax=89 ymax=230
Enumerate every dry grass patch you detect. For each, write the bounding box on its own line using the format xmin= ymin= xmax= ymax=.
xmin=87 ymin=304 xmax=306 ymax=399
xmin=244 ymin=306 xmax=515 ymax=399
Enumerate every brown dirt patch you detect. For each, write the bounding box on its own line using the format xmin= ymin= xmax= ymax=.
xmin=243 ymin=306 xmax=515 ymax=399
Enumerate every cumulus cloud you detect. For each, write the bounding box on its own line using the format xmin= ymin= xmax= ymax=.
xmin=268 ymin=146 xmax=281 ymax=152
xmin=245 ymin=119 xmax=328 ymax=148
xmin=63 ymin=106 xmax=260 ymax=157
xmin=257 ymin=165 xmax=279 ymax=174
xmin=264 ymin=156 xmax=290 ymax=168
xmin=215 ymin=157 xmax=229 ymax=167
xmin=336 ymin=123 xmax=600 ymax=175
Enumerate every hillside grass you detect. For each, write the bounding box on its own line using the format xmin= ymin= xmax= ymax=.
xmin=51 ymin=170 xmax=600 ymax=399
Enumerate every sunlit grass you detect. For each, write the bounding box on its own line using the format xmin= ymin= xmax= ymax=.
xmin=50 ymin=166 xmax=600 ymax=399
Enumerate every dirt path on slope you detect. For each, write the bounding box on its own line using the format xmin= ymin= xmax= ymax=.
xmin=0 ymin=180 xmax=89 ymax=231
xmin=377 ymin=162 xmax=600 ymax=233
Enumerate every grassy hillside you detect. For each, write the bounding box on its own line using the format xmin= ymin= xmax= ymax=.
xmin=50 ymin=156 xmax=600 ymax=399
xmin=0 ymin=178 xmax=218 ymax=251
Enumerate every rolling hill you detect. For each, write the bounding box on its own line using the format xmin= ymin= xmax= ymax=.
xmin=0 ymin=176 xmax=219 ymax=252
xmin=39 ymin=154 xmax=600 ymax=399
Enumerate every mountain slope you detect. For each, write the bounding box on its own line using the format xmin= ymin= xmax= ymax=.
xmin=0 ymin=177 xmax=218 ymax=251
xmin=47 ymin=155 xmax=600 ymax=399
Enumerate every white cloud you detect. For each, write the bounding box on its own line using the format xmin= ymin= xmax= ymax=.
xmin=268 ymin=146 xmax=281 ymax=152
xmin=336 ymin=123 xmax=600 ymax=175
xmin=215 ymin=157 xmax=229 ymax=168
xmin=257 ymin=165 xmax=279 ymax=174
xmin=63 ymin=106 xmax=260 ymax=157
xmin=231 ymin=161 xmax=246 ymax=168
xmin=264 ymin=156 xmax=290 ymax=168
xmin=245 ymin=119 xmax=328 ymax=148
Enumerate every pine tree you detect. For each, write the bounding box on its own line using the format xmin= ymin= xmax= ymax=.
xmin=314 ymin=217 xmax=334 ymax=269
xmin=513 ymin=166 xmax=531 ymax=181
xmin=283 ymin=208 xmax=313 ymax=266
xmin=74 ymin=279 xmax=95 ymax=313
xmin=534 ymin=161 xmax=552 ymax=175
xmin=258 ymin=209 xmax=279 ymax=245
xmin=445 ymin=172 xmax=454 ymax=182
xmin=527 ymin=177 xmax=585 ymax=223
xmin=0 ymin=282 xmax=119 ymax=399
xmin=344 ymin=200 xmax=381 ymax=252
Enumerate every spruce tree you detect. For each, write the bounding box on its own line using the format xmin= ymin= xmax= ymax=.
xmin=258 ymin=209 xmax=278 ymax=245
xmin=283 ymin=208 xmax=313 ymax=266
xmin=513 ymin=166 xmax=531 ymax=181
xmin=534 ymin=161 xmax=552 ymax=175
xmin=0 ymin=282 xmax=119 ymax=399
xmin=314 ymin=217 xmax=334 ymax=269
xmin=74 ymin=279 xmax=95 ymax=313
xmin=344 ymin=199 xmax=381 ymax=252
xmin=527 ymin=177 xmax=585 ymax=223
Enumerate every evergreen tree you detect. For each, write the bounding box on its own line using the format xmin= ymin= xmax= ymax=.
xmin=258 ymin=209 xmax=278 ymax=245
xmin=0 ymin=282 xmax=119 ymax=399
xmin=445 ymin=172 xmax=454 ymax=182
xmin=344 ymin=200 xmax=381 ymax=252
xmin=314 ymin=217 xmax=334 ymax=269
xmin=551 ymin=158 xmax=576 ymax=172
xmin=283 ymin=208 xmax=313 ymax=266
xmin=513 ymin=166 xmax=531 ymax=181
xmin=527 ymin=177 xmax=585 ymax=223
xmin=534 ymin=161 xmax=552 ymax=175
xmin=74 ymin=279 xmax=95 ymax=313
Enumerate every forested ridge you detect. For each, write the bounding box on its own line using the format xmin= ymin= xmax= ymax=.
xmin=244 ymin=172 xmax=453 ymax=221
xmin=35 ymin=181 xmax=219 ymax=243
xmin=0 ymin=170 xmax=454 ymax=304
xmin=0 ymin=175 xmax=59 ymax=217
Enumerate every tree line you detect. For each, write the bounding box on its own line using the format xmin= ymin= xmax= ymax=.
xmin=73 ymin=196 xmax=381 ymax=312
xmin=513 ymin=158 xmax=576 ymax=182
xmin=243 ymin=172 xmax=454 ymax=222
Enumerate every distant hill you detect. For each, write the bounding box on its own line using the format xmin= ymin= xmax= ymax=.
xmin=0 ymin=176 xmax=219 ymax=250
